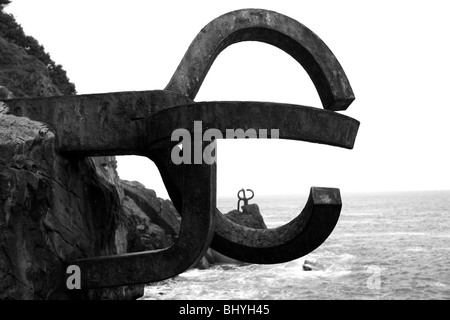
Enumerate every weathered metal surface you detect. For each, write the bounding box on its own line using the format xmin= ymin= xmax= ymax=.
xmin=145 ymin=102 xmax=356 ymax=263
xmin=151 ymin=150 xmax=342 ymax=264
xmin=166 ymin=9 xmax=355 ymax=111
xmin=237 ymin=189 xmax=254 ymax=210
xmin=212 ymin=187 xmax=341 ymax=264
xmin=71 ymin=152 xmax=216 ymax=288
xmin=0 ymin=8 xmax=359 ymax=288
xmin=3 ymin=90 xmax=192 ymax=155
xmin=146 ymin=102 xmax=359 ymax=149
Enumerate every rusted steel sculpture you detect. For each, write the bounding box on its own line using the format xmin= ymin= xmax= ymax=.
xmin=0 ymin=9 xmax=359 ymax=288
xmin=237 ymin=189 xmax=254 ymax=211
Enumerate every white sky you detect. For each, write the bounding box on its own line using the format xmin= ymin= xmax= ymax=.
xmin=5 ymin=0 xmax=450 ymax=198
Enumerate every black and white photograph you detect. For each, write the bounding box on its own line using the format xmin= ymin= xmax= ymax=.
xmin=0 ymin=0 xmax=449 ymax=306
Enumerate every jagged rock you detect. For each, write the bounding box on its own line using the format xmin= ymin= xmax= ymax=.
xmin=121 ymin=180 xmax=180 ymax=236
xmin=195 ymin=256 xmax=211 ymax=270
xmin=224 ymin=204 xmax=267 ymax=229
xmin=302 ymin=259 xmax=321 ymax=271
xmin=120 ymin=195 xmax=174 ymax=252
xmin=0 ymin=85 xmax=13 ymax=99
xmin=159 ymin=198 xmax=181 ymax=235
xmin=302 ymin=261 xmax=313 ymax=271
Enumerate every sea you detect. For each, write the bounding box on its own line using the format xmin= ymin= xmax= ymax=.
xmin=141 ymin=190 xmax=450 ymax=300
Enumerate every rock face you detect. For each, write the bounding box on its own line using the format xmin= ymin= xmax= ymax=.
xmin=121 ymin=180 xmax=181 ymax=238
xmin=224 ymin=204 xmax=267 ymax=229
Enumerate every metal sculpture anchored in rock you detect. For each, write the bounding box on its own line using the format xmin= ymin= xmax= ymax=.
xmin=0 ymin=9 xmax=359 ymax=289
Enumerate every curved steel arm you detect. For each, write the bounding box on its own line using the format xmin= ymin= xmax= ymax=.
xmin=66 ymin=154 xmax=216 ymax=289
xmin=165 ymin=9 xmax=355 ymax=111
xmin=147 ymin=102 xmax=359 ymax=149
xmin=212 ymin=187 xmax=341 ymax=263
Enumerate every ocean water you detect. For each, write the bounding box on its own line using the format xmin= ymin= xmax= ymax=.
xmin=142 ymin=191 xmax=450 ymax=300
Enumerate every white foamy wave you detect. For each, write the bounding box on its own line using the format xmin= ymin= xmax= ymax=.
xmin=432 ymin=282 xmax=448 ymax=288
xmin=405 ymin=247 xmax=426 ymax=252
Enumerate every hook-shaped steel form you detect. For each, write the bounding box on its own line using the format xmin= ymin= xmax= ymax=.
xmin=147 ymin=101 xmax=359 ymax=264
xmin=155 ymin=8 xmax=359 ymax=264
xmin=0 ymin=9 xmax=359 ymax=287
xmin=237 ymin=188 xmax=255 ymax=210
xmin=70 ymin=156 xmax=216 ymax=288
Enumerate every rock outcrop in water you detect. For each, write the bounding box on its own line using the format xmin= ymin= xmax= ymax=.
xmin=223 ymin=204 xmax=267 ymax=229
